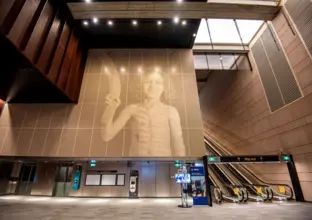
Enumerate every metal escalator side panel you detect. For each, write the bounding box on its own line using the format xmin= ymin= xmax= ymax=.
xmin=209 ymin=165 xmax=232 ymax=197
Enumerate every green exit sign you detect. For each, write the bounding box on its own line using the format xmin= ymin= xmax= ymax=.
xmin=207 ymin=157 xmax=220 ymax=163
xmin=174 ymin=163 xmax=180 ymax=167
xmin=282 ymin=155 xmax=291 ymax=161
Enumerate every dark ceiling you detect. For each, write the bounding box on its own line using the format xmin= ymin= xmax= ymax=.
xmin=75 ymin=18 xmax=200 ymax=48
xmin=66 ymin=0 xmax=206 ymax=48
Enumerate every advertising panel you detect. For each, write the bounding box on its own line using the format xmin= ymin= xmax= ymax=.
xmin=190 ymin=166 xmax=208 ymax=205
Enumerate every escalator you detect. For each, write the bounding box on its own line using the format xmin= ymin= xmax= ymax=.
xmin=209 ymin=164 xmax=245 ymax=203
xmin=226 ymin=164 xmax=271 ymax=202
xmin=206 ymin=142 xmax=247 ymax=203
xmin=205 ymin=136 xmax=293 ymax=202
xmin=210 ymin=164 xmax=231 ymax=185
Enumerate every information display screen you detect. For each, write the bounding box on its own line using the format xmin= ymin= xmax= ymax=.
xmin=175 ymin=174 xmax=191 ymax=183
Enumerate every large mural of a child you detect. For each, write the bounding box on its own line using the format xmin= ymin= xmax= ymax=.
xmin=101 ymin=53 xmax=186 ymax=157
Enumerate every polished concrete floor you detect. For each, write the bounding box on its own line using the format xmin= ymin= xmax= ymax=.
xmin=0 ymin=196 xmax=311 ymax=220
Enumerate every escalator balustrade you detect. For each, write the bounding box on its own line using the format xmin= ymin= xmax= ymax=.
xmin=205 ymin=137 xmax=294 ymax=202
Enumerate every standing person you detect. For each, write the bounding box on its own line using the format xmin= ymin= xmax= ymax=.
xmin=101 ymin=68 xmax=186 ymax=157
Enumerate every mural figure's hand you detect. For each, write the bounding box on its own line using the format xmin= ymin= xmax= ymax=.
xmin=105 ymin=94 xmax=120 ymax=107
xmin=125 ymin=105 xmax=150 ymax=143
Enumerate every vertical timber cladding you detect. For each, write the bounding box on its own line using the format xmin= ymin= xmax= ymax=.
xmin=0 ymin=0 xmax=85 ymax=103
xmin=251 ymin=25 xmax=302 ymax=112
xmin=285 ymin=0 xmax=312 ymax=56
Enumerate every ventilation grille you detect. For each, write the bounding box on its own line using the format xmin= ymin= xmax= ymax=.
xmin=251 ymin=26 xmax=302 ymax=112
xmin=286 ymin=0 xmax=312 ymax=56
xmin=252 ymin=39 xmax=284 ymax=112
xmin=261 ymin=26 xmax=302 ymax=105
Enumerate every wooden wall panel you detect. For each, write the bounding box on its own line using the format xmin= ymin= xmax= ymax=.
xmin=72 ymin=52 xmax=86 ymax=102
xmin=23 ymin=0 xmax=54 ymax=63
xmin=7 ymin=0 xmax=40 ymax=48
xmin=47 ymin=22 xmax=70 ymax=82
xmin=0 ymin=0 xmax=16 ymax=27
xmin=37 ymin=13 xmax=63 ymax=73
xmin=19 ymin=0 xmax=47 ymax=51
xmin=0 ymin=0 xmax=86 ymax=103
xmin=0 ymin=99 xmax=4 ymax=116
xmin=0 ymin=0 xmax=25 ymax=34
xmin=57 ymin=33 xmax=78 ymax=89
xmin=65 ymin=48 xmax=82 ymax=99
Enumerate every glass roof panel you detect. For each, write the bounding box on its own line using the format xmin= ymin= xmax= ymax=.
xmin=207 ymin=0 xmax=277 ymax=6
xmin=236 ymin=20 xmax=264 ymax=43
xmin=207 ymin=19 xmax=241 ymax=44
xmin=194 ymin=19 xmax=211 ymax=44
xmin=194 ymin=18 xmax=264 ymax=45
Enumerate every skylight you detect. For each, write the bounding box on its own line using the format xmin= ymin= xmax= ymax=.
xmin=194 ymin=18 xmax=264 ymax=45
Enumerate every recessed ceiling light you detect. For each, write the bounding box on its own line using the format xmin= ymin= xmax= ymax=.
xmin=157 ymin=20 xmax=162 ymax=26
xmin=132 ymin=20 xmax=138 ymax=26
xmin=85 ymin=0 xmax=91 ymax=3
xmin=182 ymin=20 xmax=187 ymax=26
xmin=173 ymin=16 xmax=180 ymax=24
xmin=193 ymin=33 xmax=196 ymax=37
xmin=138 ymin=67 xmax=143 ymax=74
xmin=107 ymin=20 xmax=113 ymax=26
xmin=120 ymin=67 xmax=126 ymax=73
xmin=83 ymin=21 xmax=89 ymax=26
xmin=93 ymin=17 xmax=98 ymax=24
xmin=177 ymin=0 xmax=183 ymax=3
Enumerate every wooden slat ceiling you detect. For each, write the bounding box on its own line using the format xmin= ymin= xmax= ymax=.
xmin=67 ymin=2 xmax=281 ymax=20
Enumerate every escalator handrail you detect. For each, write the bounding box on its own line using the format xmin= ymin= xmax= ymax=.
xmin=244 ymin=188 xmax=249 ymax=202
xmin=205 ymin=137 xmax=294 ymax=200
xmin=223 ymin=185 xmax=245 ymax=203
xmin=243 ymin=183 xmax=269 ymax=188
xmin=211 ymin=186 xmax=223 ymax=204
xmin=237 ymin=164 xmax=293 ymax=200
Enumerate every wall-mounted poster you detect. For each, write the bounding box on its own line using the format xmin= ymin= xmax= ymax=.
xmin=190 ymin=166 xmax=208 ymax=205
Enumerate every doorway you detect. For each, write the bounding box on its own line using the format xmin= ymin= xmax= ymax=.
xmin=16 ymin=163 xmax=37 ymax=195
xmin=53 ymin=164 xmax=73 ymax=197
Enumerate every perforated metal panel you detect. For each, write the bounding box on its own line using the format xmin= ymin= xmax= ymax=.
xmin=251 ymin=39 xmax=284 ymax=112
xmin=286 ymin=0 xmax=312 ymax=56
xmin=261 ymin=26 xmax=302 ymax=105
xmin=251 ymin=25 xmax=302 ymax=112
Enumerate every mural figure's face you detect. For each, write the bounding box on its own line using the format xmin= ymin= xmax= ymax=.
xmin=143 ymin=72 xmax=164 ymax=99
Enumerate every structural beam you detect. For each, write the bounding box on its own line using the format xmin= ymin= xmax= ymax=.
xmin=68 ymin=2 xmax=281 ymax=20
